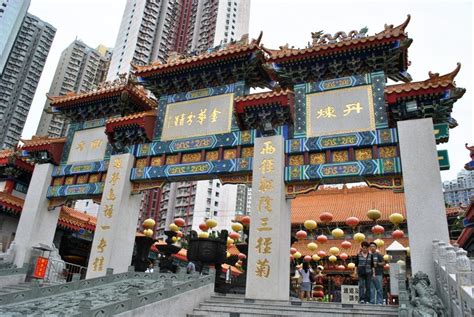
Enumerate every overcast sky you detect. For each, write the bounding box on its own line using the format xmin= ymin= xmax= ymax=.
xmin=26 ymin=0 xmax=472 ymax=181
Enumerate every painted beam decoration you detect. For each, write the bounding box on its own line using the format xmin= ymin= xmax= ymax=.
xmin=437 ymin=150 xmax=449 ymax=170
xmin=131 ymin=158 xmax=252 ymax=181
xmin=47 ymin=183 xmax=104 ymax=198
xmin=136 ymin=130 xmax=254 ymax=157
xmin=285 ymin=128 xmax=398 ymax=153
xmin=285 ymin=158 xmax=401 ymax=182
xmin=52 ymin=160 xmax=108 ymax=177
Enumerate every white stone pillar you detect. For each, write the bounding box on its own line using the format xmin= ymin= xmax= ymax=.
xmin=13 ymin=163 xmax=58 ymax=268
xmin=245 ymin=134 xmax=291 ymax=301
xmin=397 ymin=118 xmax=450 ymax=284
xmin=86 ymin=153 xmax=141 ymax=279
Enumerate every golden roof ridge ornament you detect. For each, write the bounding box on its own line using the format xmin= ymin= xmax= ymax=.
xmin=427 ymin=62 xmax=461 ymax=84
xmin=311 ymin=26 xmax=369 ymax=46
xmin=378 ymin=14 xmax=411 ymax=36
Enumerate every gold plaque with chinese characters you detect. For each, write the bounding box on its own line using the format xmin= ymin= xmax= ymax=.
xmin=306 ymin=85 xmax=375 ymax=137
xmin=160 ymin=94 xmax=234 ymax=141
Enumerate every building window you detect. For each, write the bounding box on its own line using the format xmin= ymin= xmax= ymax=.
xmin=214 ymin=201 xmax=218 ymax=207
xmin=215 ymin=192 xmax=219 ymax=197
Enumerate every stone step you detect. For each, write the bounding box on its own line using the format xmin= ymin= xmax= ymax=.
xmin=193 ymin=308 xmax=396 ymax=317
xmin=191 ymin=294 xmax=399 ymax=317
xmin=4 ymin=285 xmax=30 ymax=290
xmin=209 ymin=294 xmax=398 ymax=312
xmin=198 ymin=302 xmax=398 ymax=316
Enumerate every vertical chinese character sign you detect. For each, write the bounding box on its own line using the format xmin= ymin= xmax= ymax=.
xmin=86 ymin=153 xmax=142 ymax=279
xmin=245 ymin=135 xmax=291 ymax=300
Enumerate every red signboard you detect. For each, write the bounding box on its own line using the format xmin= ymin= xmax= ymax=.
xmin=32 ymin=256 xmax=49 ymax=279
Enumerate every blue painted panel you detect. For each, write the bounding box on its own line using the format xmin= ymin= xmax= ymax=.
xmin=52 ymin=161 xmax=109 ymax=177
xmin=47 ymin=183 xmax=105 ymax=198
xmin=136 ymin=130 xmax=256 ymax=157
xmin=130 ymin=158 xmax=253 ymax=181
xmin=306 ymin=74 xmax=370 ymax=93
xmin=284 ymin=157 xmax=401 ymax=181
xmin=285 ymin=128 xmax=398 ymax=153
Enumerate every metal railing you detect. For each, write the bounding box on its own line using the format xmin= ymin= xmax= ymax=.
xmin=44 ymin=259 xmax=87 ymax=284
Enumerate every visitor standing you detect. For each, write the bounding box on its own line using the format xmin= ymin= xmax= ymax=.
xmin=354 ymin=241 xmax=373 ymax=304
xmin=145 ymin=262 xmax=154 ymax=273
xmin=297 ymin=262 xmax=314 ymax=300
xmin=369 ymin=242 xmax=384 ymax=304
xmin=187 ymin=261 xmax=196 ymax=274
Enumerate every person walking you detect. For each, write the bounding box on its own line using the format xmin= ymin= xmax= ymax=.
xmin=369 ymin=241 xmax=384 ymax=305
xmin=354 ymin=241 xmax=373 ymax=304
xmin=297 ymin=262 xmax=314 ymax=301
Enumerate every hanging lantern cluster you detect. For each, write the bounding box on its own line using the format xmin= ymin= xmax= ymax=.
xmin=196 ymin=218 xmax=218 ymax=239
xmin=143 ymin=218 xmax=155 ymax=237
xmin=167 ymin=218 xmax=186 ymax=242
xmin=389 ymin=212 xmax=405 ymax=240
xmin=290 ymin=208 xmax=406 ymax=270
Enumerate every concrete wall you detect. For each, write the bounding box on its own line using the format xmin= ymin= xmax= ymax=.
xmin=115 ymin=283 xmax=214 ymax=317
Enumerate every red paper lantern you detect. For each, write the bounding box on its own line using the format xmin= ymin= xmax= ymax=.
xmin=290 ymin=247 xmax=297 ymax=255
xmin=392 ymin=229 xmax=404 ymax=239
xmin=317 ymin=250 xmax=327 ymax=258
xmin=339 ymin=252 xmax=348 ymax=261
xmin=240 ymin=216 xmax=250 ymax=226
xmin=238 ymin=253 xmax=247 ymax=260
xmin=384 ymin=264 xmax=390 ymax=270
xmin=372 ymin=225 xmax=385 ymax=235
xmin=340 ymin=240 xmax=352 ymax=249
xmin=345 ymin=216 xmax=360 ymax=227
xmin=176 ymin=231 xmax=183 ymax=238
xmin=316 ymin=234 xmax=328 ymax=244
xmin=229 ymin=232 xmax=240 ymax=240
xmin=174 ymin=218 xmax=185 ymax=227
xmin=319 ymin=212 xmax=333 ymax=223
xmin=198 ymin=223 xmax=208 ymax=231
xmin=304 ymin=255 xmax=312 ymax=262
xmin=337 ymin=265 xmax=345 ymax=271
xmin=314 ymin=291 xmax=325 ymax=298
xmin=296 ymin=230 xmax=308 ymax=240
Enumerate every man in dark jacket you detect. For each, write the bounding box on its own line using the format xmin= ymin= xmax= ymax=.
xmin=354 ymin=241 xmax=373 ymax=304
xmin=369 ymin=241 xmax=384 ymax=304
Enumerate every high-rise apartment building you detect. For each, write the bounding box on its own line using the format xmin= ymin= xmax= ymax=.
xmin=138 ymin=180 xmax=251 ymax=237
xmin=36 ymin=40 xmax=111 ymax=138
xmin=107 ymin=0 xmax=250 ymax=80
xmin=0 ymin=13 xmax=55 ymax=149
xmin=193 ymin=0 xmax=251 ymax=53
xmin=0 ymin=0 xmax=31 ymax=75
xmin=106 ymin=0 xmax=180 ymax=80
xmin=443 ymin=170 xmax=474 ymax=206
